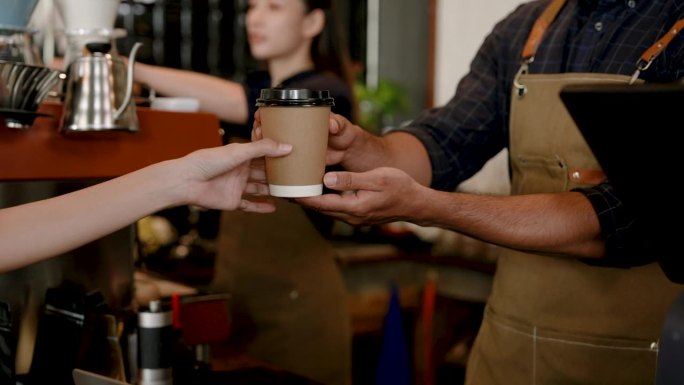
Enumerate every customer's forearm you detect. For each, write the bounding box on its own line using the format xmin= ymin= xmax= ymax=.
xmin=0 ymin=160 xmax=179 ymax=271
xmin=0 ymin=139 xmax=290 ymax=272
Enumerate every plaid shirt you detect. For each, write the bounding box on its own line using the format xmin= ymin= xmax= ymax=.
xmin=394 ymin=0 xmax=684 ymax=265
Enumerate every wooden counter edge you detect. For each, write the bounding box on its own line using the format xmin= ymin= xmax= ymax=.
xmin=0 ymin=102 xmax=224 ymax=181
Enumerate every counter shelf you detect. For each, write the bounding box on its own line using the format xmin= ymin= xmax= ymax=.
xmin=0 ymin=102 xmax=223 ymax=181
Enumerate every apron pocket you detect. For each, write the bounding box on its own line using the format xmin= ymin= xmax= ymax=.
xmin=511 ymin=154 xmax=568 ymax=194
xmin=467 ymin=307 xmax=658 ymax=385
xmin=536 ymin=327 xmax=658 ymax=385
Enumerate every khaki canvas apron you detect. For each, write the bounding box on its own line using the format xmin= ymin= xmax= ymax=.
xmin=465 ymin=4 xmax=684 ymax=384
xmin=211 ymin=199 xmax=351 ymax=385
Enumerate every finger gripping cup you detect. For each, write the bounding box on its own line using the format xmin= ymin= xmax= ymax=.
xmin=256 ymin=88 xmax=334 ymax=198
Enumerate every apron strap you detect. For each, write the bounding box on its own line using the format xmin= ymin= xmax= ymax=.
xmin=521 ymin=0 xmax=567 ymax=61
xmin=630 ymin=19 xmax=684 ymax=84
xmin=515 ymin=4 xmax=684 ymax=95
xmin=514 ymin=0 xmax=567 ymax=96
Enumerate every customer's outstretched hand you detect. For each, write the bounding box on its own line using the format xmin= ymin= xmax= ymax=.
xmin=182 ymin=139 xmax=293 ymax=213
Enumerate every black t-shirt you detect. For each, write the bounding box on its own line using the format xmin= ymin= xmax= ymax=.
xmin=224 ymin=69 xmax=353 ymax=140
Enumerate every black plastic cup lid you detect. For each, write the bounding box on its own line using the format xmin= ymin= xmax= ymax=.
xmin=256 ymin=88 xmax=335 ymax=106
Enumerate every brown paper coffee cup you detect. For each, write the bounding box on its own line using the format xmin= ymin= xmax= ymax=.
xmin=257 ymin=88 xmax=334 ymax=197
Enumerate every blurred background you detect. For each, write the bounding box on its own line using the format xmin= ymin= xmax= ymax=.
xmin=0 ymin=1 xmax=524 ymax=384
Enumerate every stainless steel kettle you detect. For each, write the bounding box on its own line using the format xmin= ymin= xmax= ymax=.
xmin=61 ymin=41 xmax=142 ymax=133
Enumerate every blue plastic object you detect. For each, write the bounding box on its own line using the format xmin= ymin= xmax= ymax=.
xmin=0 ymin=0 xmax=40 ymax=30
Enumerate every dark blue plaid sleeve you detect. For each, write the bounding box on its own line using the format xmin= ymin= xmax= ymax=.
xmin=394 ymin=2 xmax=539 ymax=191
xmin=573 ymin=182 xmax=656 ymax=267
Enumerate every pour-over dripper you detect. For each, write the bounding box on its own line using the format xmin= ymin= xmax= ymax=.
xmin=61 ymin=27 xmax=126 ymax=70
xmin=55 ymin=0 xmax=121 ymax=33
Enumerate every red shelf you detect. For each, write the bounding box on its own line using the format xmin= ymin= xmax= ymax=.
xmin=0 ymin=102 xmax=223 ymax=181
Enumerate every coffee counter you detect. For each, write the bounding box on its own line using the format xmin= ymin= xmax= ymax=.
xmin=0 ymin=101 xmax=224 ymax=383
xmin=0 ymin=101 xmax=223 ymax=181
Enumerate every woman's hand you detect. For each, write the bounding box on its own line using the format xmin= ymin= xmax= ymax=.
xmin=182 ymin=138 xmax=292 ymax=213
xmin=296 ymin=167 xmax=428 ymax=226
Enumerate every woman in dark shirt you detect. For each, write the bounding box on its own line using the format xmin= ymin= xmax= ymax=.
xmin=134 ymin=0 xmax=355 ymax=132
xmin=134 ymin=1 xmax=355 ymax=384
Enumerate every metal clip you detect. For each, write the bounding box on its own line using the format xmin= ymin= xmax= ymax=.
xmin=630 ymin=56 xmax=655 ymax=85
xmin=513 ymin=57 xmax=534 ymax=97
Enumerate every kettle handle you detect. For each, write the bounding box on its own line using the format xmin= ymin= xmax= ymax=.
xmin=114 ymin=42 xmax=143 ymax=120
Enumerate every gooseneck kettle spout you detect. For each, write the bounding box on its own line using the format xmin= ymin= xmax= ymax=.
xmin=60 ymin=39 xmax=144 ymax=133
xmin=115 ymin=42 xmax=143 ymax=120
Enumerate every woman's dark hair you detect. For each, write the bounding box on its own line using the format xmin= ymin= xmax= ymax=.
xmin=304 ymin=0 xmax=357 ymax=121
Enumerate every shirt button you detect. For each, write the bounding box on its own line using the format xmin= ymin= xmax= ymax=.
xmin=594 ymin=22 xmax=604 ymax=31
xmin=627 ymin=0 xmax=636 ymax=8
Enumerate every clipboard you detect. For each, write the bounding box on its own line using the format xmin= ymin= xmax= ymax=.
xmin=559 ymin=81 xmax=684 ymax=283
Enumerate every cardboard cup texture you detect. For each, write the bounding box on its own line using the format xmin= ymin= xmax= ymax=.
xmin=259 ymin=105 xmax=330 ymax=197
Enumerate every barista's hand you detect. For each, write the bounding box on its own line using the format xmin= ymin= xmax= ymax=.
xmin=182 ymin=138 xmax=292 ymax=213
xmin=296 ymin=167 xmax=427 ymax=226
xmin=324 ymin=113 xmax=367 ymax=166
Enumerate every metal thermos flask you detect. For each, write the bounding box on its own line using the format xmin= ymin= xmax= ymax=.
xmin=138 ymin=300 xmax=173 ymax=385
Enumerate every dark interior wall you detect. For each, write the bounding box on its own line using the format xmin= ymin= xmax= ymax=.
xmin=115 ymin=0 xmax=367 ymax=82
xmin=377 ymin=0 xmax=429 ymax=124
xmin=116 ymin=0 xmax=241 ymax=78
